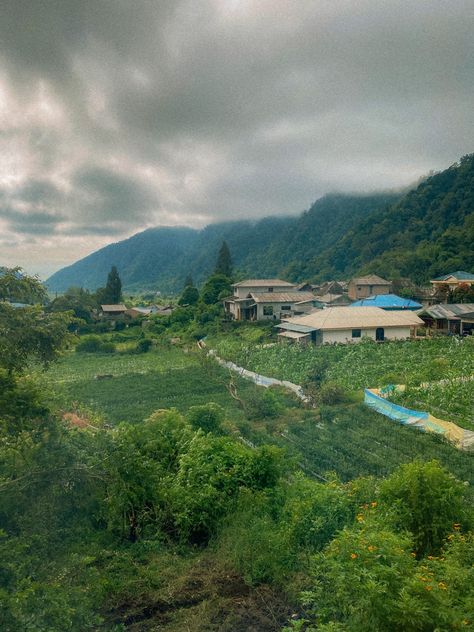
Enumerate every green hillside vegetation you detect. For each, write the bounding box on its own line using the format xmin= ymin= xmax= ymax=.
xmin=3 ymin=255 xmax=474 ymax=629
xmin=46 ymin=192 xmax=400 ymax=293
xmin=300 ymin=153 xmax=474 ymax=282
xmin=47 ymin=153 xmax=474 ymax=293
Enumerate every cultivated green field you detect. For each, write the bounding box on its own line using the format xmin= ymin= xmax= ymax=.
xmin=210 ymin=334 xmax=474 ymax=389
xmin=43 ymin=347 xmax=254 ymax=425
xmin=209 ymin=333 xmax=474 ymax=427
xmin=391 ymin=378 xmax=474 ymax=431
xmin=42 ymin=339 xmax=473 ymax=486
xmin=241 ymin=404 xmax=474 ymax=486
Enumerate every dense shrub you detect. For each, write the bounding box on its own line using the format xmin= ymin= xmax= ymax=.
xmin=317 ymin=381 xmax=348 ymax=405
xmin=245 ymin=388 xmax=283 ymax=420
xmin=136 ymin=338 xmax=153 ymax=353
xmin=76 ymin=336 xmax=116 ymax=353
xmin=187 ymin=402 xmax=224 ymax=434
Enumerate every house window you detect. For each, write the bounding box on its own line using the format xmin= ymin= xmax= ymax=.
xmin=263 ymin=306 xmax=274 ymax=316
xmin=268 ymin=287 xmax=274 ymax=292
xmin=352 ymin=329 xmax=362 ymax=338
xmin=281 ymin=305 xmax=291 ymax=311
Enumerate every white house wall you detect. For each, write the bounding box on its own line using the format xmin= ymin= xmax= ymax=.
xmin=256 ymin=302 xmax=299 ymax=320
xmin=321 ymin=326 xmax=413 ymax=344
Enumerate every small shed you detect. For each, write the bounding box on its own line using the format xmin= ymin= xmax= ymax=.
xmin=418 ymin=303 xmax=474 ymax=335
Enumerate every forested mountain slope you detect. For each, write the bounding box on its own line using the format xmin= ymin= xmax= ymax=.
xmin=46 ymin=154 xmax=474 ymax=292
xmin=47 ymin=192 xmax=398 ymax=292
xmin=301 ymin=154 xmax=474 ymax=282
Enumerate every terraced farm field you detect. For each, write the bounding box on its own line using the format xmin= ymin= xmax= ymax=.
xmin=211 ymin=334 xmax=474 ymax=389
xmin=241 ymin=404 xmax=474 ymax=486
xmin=42 ymin=347 xmax=254 ymax=425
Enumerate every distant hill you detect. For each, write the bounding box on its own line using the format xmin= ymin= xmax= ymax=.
xmin=47 ymin=154 xmax=474 ymax=293
xmin=46 ymin=192 xmax=398 ymax=293
xmin=297 ymin=154 xmax=474 ymax=283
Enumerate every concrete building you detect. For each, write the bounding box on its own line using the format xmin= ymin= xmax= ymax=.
xmin=277 ymin=306 xmax=423 ymax=344
xmin=223 ymin=279 xmax=315 ymax=321
xmin=348 ymin=275 xmax=392 ymax=301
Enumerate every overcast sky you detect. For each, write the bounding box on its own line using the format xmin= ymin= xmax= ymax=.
xmin=1 ymin=0 xmax=473 ymax=278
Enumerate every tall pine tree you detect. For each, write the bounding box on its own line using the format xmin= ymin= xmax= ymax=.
xmin=214 ymin=241 xmax=233 ymax=278
xmin=103 ymin=266 xmax=122 ymax=304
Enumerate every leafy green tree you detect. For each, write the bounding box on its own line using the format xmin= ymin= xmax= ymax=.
xmin=178 ymin=284 xmax=199 ymax=306
xmin=215 ymin=240 xmax=233 ymax=277
xmin=450 ymin=283 xmax=474 ymax=303
xmin=0 ymin=266 xmax=46 ymax=303
xmin=200 ymin=273 xmax=232 ymax=304
xmin=48 ymin=286 xmax=96 ymax=321
xmin=187 ymin=402 xmax=224 ymax=433
xmin=0 ymin=270 xmax=75 ymax=375
xmin=96 ymin=265 xmax=122 ymax=304
xmin=378 ymin=460 xmax=470 ymax=557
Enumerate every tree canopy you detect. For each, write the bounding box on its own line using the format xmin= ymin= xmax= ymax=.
xmin=215 ymin=241 xmax=233 ymax=278
xmin=97 ymin=266 xmax=122 ymax=304
xmin=0 ymin=268 xmax=74 ymax=374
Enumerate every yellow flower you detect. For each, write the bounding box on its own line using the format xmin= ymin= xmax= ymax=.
xmin=367 ymin=545 xmax=376 ymax=552
xmin=438 ymin=582 xmax=447 ymax=590
xmin=411 ymin=552 xmax=417 ymax=557
xmin=350 ymin=553 xmax=358 ymax=559
xmin=424 ymin=585 xmax=433 ymax=591
xmin=370 ymin=501 xmax=377 ymax=508
xmin=453 ymin=523 xmax=461 ymax=530
xmin=356 ymin=514 xmax=364 ymax=523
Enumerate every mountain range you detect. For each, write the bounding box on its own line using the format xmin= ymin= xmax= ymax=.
xmin=46 ymin=154 xmax=474 ymax=294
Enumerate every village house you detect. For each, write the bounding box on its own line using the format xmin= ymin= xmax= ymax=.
xmin=100 ymin=304 xmax=127 ymax=318
xmin=418 ymin=303 xmax=474 ymax=336
xmin=347 ymin=275 xmax=392 ymax=301
xmin=125 ymin=306 xmax=154 ymax=318
xmin=430 ymin=271 xmax=474 ymax=292
xmin=350 ymin=293 xmax=422 ymax=311
xmin=223 ymin=279 xmax=314 ymax=321
xmin=314 ymin=280 xmax=348 ymax=296
xmin=276 ymin=306 xmax=423 ymax=344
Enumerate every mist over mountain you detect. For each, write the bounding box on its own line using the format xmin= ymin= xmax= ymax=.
xmin=46 ymin=154 xmax=474 ymax=293
xmin=46 ymin=192 xmax=398 ymax=293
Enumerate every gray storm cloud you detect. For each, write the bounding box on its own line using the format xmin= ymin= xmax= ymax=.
xmin=0 ymin=0 xmax=473 ymax=276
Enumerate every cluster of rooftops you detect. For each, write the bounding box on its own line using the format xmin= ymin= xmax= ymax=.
xmin=223 ymin=272 xmax=474 ymax=344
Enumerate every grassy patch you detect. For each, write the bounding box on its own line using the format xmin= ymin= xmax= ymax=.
xmin=41 ymin=347 xmax=255 ymax=425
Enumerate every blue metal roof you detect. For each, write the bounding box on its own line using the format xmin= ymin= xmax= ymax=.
xmin=350 ymin=294 xmax=422 ymax=310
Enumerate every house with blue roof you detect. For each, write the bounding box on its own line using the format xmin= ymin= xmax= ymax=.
xmin=349 ymin=294 xmax=422 ymax=311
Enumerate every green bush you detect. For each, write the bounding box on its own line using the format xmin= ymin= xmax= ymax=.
xmin=75 ymin=336 xmax=103 ymax=352
xmin=317 ymin=381 xmax=347 ymax=405
xmin=245 ymin=388 xmax=283 ymax=419
xmin=187 ymin=402 xmax=224 ymax=434
xmin=136 ymin=338 xmax=153 ymax=353
xmin=76 ymin=336 xmax=116 ymax=353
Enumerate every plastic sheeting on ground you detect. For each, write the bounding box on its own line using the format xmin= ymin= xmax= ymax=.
xmin=364 ymin=388 xmax=474 ymax=452
xmin=208 ymin=349 xmax=311 ymax=404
